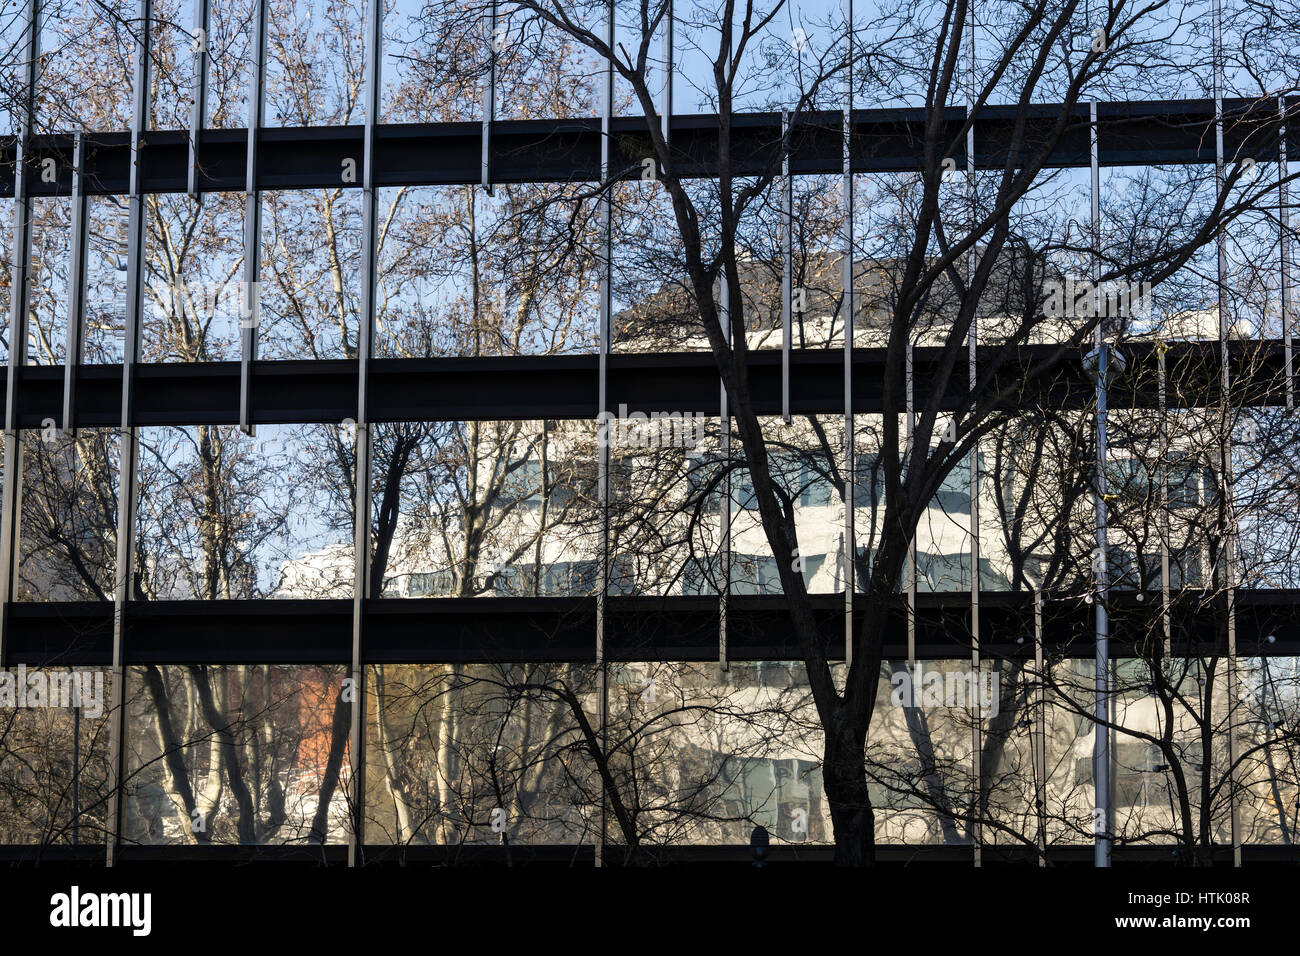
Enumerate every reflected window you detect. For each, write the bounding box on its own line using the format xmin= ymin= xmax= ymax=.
xmin=854 ymin=452 xmax=884 ymax=509
xmin=932 ymin=453 xmax=985 ymax=516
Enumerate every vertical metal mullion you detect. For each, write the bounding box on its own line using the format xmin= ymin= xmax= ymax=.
xmin=107 ymin=0 xmax=153 ymax=868
xmin=1033 ymin=588 xmax=1046 ymax=866
xmin=661 ymin=0 xmax=673 ymax=147
xmin=1159 ymin=345 xmax=1171 ymax=656
xmin=1212 ymin=0 xmax=1241 ymax=867
xmin=482 ymin=0 xmax=497 ymax=195
xmin=906 ymin=338 xmax=915 ymax=662
xmin=0 ymin=0 xmax=39 ymax=666
xmin=1089 ymin=97 xmax=1111 ymax=869
xmin=966 ymin=3 xmax=981 ymax=866
xmin=720 ymin=273 xmax=730 ymax=671
xmin=1281 ymin=94 xmax=1293 ymax=410
xmin=187 ymin=0 xmax=210 ymax=198
xmin=63 ymin=133 xmax=88 ymax=438
xmin=239 ymin=0 xmax=267 ymax=435
xmin=904 ymin=135 xmax=915 ymax=662
xmin=594 ymin=0 xmax=614 ymax=869
xmin=781 ymin=110 xmax=791 ymax=425
xmin=842 ymin=0 xmax=854 ymax=669
xmin=347 ymin=0 xmax=383 ymax=869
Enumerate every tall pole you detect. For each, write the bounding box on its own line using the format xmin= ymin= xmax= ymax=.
xmin=1090 ymin=98 xmax=1112 ymax=868
xmin=1212 ymin=0 xmax=1242 ymax=867
xmin=593 ymin=0 xmax=615 ymax=867
xmin=346 ymin=0 xmax=384 ymax=868
xmin=842 ymin=0 xmax=855 ymax=666
xmin=966 ymin=0 xmax=982 ymax=866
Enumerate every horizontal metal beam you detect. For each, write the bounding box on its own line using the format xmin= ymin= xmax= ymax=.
xmin=2 ymin=98 xmax=1296 ymax=197
xmin=6 ymin=340 xmax=1290 ymax=428
xmin=4 ymin=589 xmax=1298 ymax=666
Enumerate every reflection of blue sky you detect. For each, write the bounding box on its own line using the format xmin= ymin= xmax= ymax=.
xmin=5 ymin=0 xmax=1295 ymax=139
xmin=0 ymin=2 xmax=22 ymax=136
xmin=1102 ymin=158 xmax=1294 ymax=339
xmin=384 ymin=1 xmax=1293 ymax=116
xmin=374 ymin=182 xmax=601 ymax=355
xmin=137 ymin=423 xmax=352 ymax=598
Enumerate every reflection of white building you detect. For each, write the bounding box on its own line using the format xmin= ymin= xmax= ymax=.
xmin=272 ymin=423 xmax=1012 ymax=600
xmin=266 ymin=317 xmax=1289 ymax=848
xmin=274 ymin=542 xmax=354 ymax=598
xmin=274 ymin=264 xmax=1228 ymax=601
xmin=271 ymin=268 xmax=1292 ymax=848
xmin=586 ymin=655 xmax=1300 ymax=848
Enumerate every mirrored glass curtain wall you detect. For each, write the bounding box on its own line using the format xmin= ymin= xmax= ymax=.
xmin=0 ymin=0 xmax=1298 ymax=865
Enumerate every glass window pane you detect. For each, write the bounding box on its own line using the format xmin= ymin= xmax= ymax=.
xmin=137 ymin=424 xmax=355 ymax=600
xmin=208 ymin=0 xmax=256 ymax=128
xmin=260 ymin=188 xmax=361 ymax=360
xmin=17 ymin=427 xmax=119 ymax=601
xmin=124 ymin=664 xmax=350 ymax=844
xmin=84 ymin=195 xmax=129 ymax=364
xmin=870 ymin=661 xmax=977 ymax=844
xmin=383 ymin=0 xmax=487 ymax=123
xmin=35 ymin=0 xmax=135 ymax=133
xmin=26 ymin=196 xmax=72 ymax=365
xmin=611 ymin=416 xmax=722 ymax=596
xmin=0 ymin=667 xmax=113 ymax=846
xmin=143 ymin=192 xmax=245 ymax=363
xmin=149 ymin=0 xmax=196 ymax=130
xmin=366 ymin=662 xmax=599 ymax=845
xmin=375 ymin=184 xmax=601 ymax=358
xmin=266 ymin=0 xmax=366 ymax=127
xmin=731 ymin=415 xmax=843 ymax=595
xmin=370 ymin=420 xmax=600 ymax=599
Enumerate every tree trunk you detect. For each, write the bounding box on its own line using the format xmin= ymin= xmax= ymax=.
xmin=310 ymin=689 xmax=352 ymax=844
xmin=823 ymin=718 xmax=875 ymax=866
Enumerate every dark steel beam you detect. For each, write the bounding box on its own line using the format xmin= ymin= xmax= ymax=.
xmin=3 ymin=98 xmax=1296 ymax=197
xmin=4 ymin=589 xmax=1299 ymax=666
xmin=3 ymin=339 xmax=1291 ymax=429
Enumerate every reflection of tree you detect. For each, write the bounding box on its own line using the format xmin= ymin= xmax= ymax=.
xmin=377 ymin=183 xmax=602 ymax=358
xmin=18 ymin=429 xmax=119 ymax=601
xmin=365 ymin=660 xmax=822 ymax=862
xmin=6 ymin=0 xmax=1300 ymax=866
xmin=123 ymin=664 xmax=350 ymax=845
xmin=1038 ymin=650 xmax=1300 ymax=864
xmin=857 ymin=345 xmax=1300 ymax=863
xmin=454 ymin=0 xmax=1300 ymax=865
xmin=0 ymin=670 xmax=113 ymax=848
xmin=1032 ymin=348 xmax=1300 ymax=864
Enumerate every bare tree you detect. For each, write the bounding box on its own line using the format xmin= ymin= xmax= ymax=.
xmin=410 ymin=0 xmax=1300 ymax=864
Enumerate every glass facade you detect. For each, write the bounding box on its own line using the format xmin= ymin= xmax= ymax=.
xmin=0 ymin=0 xmax=1296 ymax=870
